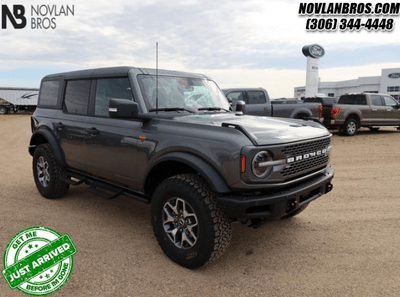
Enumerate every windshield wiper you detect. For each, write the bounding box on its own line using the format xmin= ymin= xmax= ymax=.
xmin=148 ymin=107 xmax=195 ymax=113
xmin=197 ymin=107 xmax=230 ymax=112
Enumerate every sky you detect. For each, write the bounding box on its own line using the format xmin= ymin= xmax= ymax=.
xmin=1 ymin=0 xmax=400 ymax=98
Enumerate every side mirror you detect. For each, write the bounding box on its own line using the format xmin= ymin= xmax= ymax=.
xmin=109 ymin=99 xmax=152 ymax=121
xmin=109 ymin=98 xmax=139 ymax=118
xmin=235 ymin=100 xmax=246 ymax=114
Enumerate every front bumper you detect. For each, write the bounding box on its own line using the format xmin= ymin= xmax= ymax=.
xmin=217 ymin=166 xmax=334 ymax=220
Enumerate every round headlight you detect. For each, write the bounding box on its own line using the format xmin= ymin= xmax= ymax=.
xmin=252 ymin=151 xmax=273 ymax=178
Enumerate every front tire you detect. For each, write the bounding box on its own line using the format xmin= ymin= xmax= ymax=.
xmin=151 ymin=174 xmax=232 ymax=269
xmin=33 ymin=144 xmax=70 ymax=198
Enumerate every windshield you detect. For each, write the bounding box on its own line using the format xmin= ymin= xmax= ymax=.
xmin=137 ymin=75 xmax=230 ymax=111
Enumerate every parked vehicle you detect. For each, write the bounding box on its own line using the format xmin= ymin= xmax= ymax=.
xmin=29 ymin=67 xmax=334 ymax=269
xmin=223 ymin=88 xmax=321 ymax=120
xmin=0 ymin=87 xmax=39 ymax=114
xmin=321 ymin=93 xmax=400 ymax=136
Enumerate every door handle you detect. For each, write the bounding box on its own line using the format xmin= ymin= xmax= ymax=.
xmin=54 ymin=122 xmax=64 ymax=130
xmin=87 ymin=127 xmax=100 ymax=135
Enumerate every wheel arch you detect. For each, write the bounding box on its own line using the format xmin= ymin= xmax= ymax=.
xmin=29 ymin=129 xmax=66 ymax=167
xmin=144 ymin=152 xmax=231 ymax=198
xmin=345 ymin=113 xmax=361 ymax=127
xmin=291 ymin=108 xmax=312 ymax=119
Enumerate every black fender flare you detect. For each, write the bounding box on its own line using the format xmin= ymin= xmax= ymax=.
xmin=147 ymin=152 xmax=231 ymax=194
xmin=29 ymin=129 xmax=66 ymax=167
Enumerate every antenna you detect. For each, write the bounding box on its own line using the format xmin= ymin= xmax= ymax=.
xmin=156 ymin=42 xmax=159 ymax=115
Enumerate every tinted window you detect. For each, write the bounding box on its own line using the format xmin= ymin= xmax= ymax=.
xmin=64 ymin=80 xmax=91 ymax=115
xmin=338 ymin=95 xmax=366 ymax=105
xmin=95 ymin=78 xmax=133 ymax=116
xmin=371 ymin=96 xmax=383 ymax=106
xmin=383 ymin=96 xmax=398 ymax=107
xmin=247 ymin=91 xmax=266 ymax=105
xmin=39 ymin=80 xmax=60 ymax=107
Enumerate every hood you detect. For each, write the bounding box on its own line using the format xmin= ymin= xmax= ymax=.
xmin=174 ymin=113 xmax=330 ymax=146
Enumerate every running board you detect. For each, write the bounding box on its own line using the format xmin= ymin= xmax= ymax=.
xmin=62 ymin=170 xmax=151 ymax=203
xmin=61 ymin=172 xmax=87 ymax=185
xmin=89 ymin=182 xmax=123 ymax=199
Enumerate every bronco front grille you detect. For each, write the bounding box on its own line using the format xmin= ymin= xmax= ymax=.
xmin=280 ymin=137 xmax=330 ymax=178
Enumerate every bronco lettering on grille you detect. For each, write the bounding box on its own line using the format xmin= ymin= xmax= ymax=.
xmin=286 ymin=148 xmax=327 ymax=163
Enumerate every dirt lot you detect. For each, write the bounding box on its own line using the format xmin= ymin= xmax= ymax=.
xmin=1 ymin=114 xmax=400 ymax=297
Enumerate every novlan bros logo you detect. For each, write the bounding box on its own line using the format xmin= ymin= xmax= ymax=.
xmin=1 ymin=4 xmax=74 ymax=30
xmin=1 ymin=5 xmax=26 ymax=29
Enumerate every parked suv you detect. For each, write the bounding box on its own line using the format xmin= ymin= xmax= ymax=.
xmin=29 ymin=67 xmax=334 ymax=269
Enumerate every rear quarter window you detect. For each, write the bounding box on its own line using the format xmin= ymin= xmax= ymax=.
xmin=38 ymin=80 xmax=60 ymax=107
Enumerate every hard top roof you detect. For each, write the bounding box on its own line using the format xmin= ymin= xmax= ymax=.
xmin=42 ymin=66 xmax=211 ymax=81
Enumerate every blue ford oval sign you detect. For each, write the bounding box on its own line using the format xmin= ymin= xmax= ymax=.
xmin=388 ymin=73 xmax=400 ymax=79
xmin=302 ymin=44 xmax=325 ymax=59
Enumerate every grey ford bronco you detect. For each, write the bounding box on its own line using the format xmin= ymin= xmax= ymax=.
xmin=29 ymin=67 xmax=334 ymax=269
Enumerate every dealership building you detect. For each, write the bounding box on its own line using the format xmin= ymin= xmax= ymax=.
xmin=294 ymin=68 xmax=400 ymax=100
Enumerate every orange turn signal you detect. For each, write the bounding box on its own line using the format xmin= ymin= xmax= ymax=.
xmin=240 ymin=155 xmax=246 ymax=173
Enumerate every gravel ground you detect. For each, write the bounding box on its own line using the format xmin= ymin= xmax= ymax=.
xmin=1 ymin=114 xmax=400 ymax=297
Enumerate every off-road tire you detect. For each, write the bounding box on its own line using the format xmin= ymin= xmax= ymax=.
xmin=33 ymin=144 xmax=70 ymax=198
xmin=342 ymin=118 xmax=358 ymax=136
xmin=151 ymin=174 xmax=232 ymax=269
xmin=281 ymin=204 xmax=309 ymax=219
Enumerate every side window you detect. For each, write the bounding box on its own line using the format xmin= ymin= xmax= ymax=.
xmin=339 ymin=95 xmax=366 ymax=105
xmin=39 ymin=80 xmax=60 ymax=107
xmin=383 ymin=96 xmax=398 ymax=107
xmin=64 ymin=80 xmax=91 ymax=115
xmin=226 ymin=92 xmax=244 ymax=102
xmin=95 ymin=78 xmax=133 ymax=117
xmin=247 ymin=91 xmax=266 ymax=105
xmin=371 ymin=95 xmax=383 ymax=106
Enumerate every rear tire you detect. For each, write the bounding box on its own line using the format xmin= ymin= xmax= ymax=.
xmin=33 ymin=144 xmax=70 ymax=198
xmin=0 ymin=106 xmax=8 ymax=115
xmin=151 ymin=174 xmax=232 ymax=269
xmin=342 ymin=118 xmax=358 ymax=136
xmin=294 ymin=113 xmax=308 ymax=120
